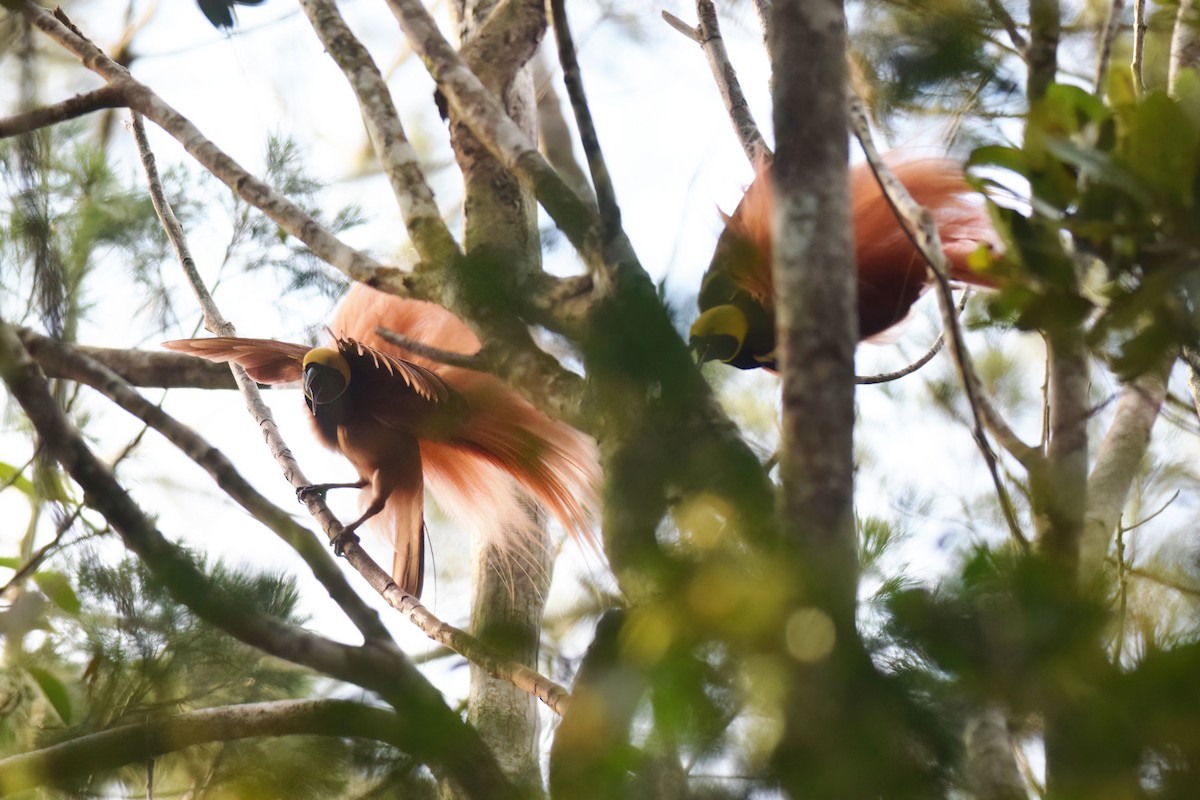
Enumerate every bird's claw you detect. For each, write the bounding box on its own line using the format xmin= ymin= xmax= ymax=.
xmin=296 ymin=484 xmax=325 ymax=503
xmin=331 ymin=530 xmax=359 ymax=558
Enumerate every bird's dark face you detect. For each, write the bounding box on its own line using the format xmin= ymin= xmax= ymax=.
xmin=689 ymin=304 xmax=750 ymax=365
xmin=302 ymin=348 xmax=351 ymax=410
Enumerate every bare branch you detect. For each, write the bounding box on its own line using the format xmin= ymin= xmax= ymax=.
xmin=25 ymin=336 xmax=236 ymax=388
xmin=375 ymin=326 xmax=488 ymax=371
xmin=1094 ymin=0 xmax=1126 ymax=92
xmin=984 ymin=0 xmax=1028 ymax=52
xmin=0 ymin=700 xmax=415 ymax=797
xmin=1081 ymin=366 xmax=1169 ymax=575
xmin=1133 ymin=0 xmax=1148 ymax=93
xmin=847 ymin=96 xmax=1038 ymax=466
xmin=0 ymin=85 xmax=125 ymax=138
xmin=856 ymin=290 xmax=971 ymax=385
xmin=20 ymin=3 xmax=403 ymax=291
xmin=1038 ymin=326 xmax=1089 ymax=566
xmin=663 ymin=3 xmax=771 ymax=166
xmin=384 ymin=0 xmax=608 ymax=275
xmin=548 ymin=0 xmax=621 ymax=237
xmin=533 ymin=47 xmax=598 ymax=208
xmin=848 ymin=96 xmax=1032 ymax=548
xmin=696 ymin=0 xmax=771 ymax=164
xmin=661 ymin=10 xmax=700 ymax=41
xmin=296 ymin=0 xmax=461 ymax=269
xmin=1170 ymin=0 xmax=1200 ymax=94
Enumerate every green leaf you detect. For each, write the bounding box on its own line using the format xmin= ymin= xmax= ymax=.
xmin=0 ymin=557 xmax=22 ymax=570
xmin=34 ymin=571 xmax=82 ymax=616
xmin=1171 ymin=68 xmax=1200 ymax=129
xmin=1041 ymin=137 xmax=1152 ymax=206
xmin=1123 ymin=92 xmax=1200 ymax=207
xmin=0 ymin=462 xmax=34 ymax=498
xmin=26 ymin=667 xmax=72 ymax=724
xmin=967 ymin=145 xmax=1027 ymax=178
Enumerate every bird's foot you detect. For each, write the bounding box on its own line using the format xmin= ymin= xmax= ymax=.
xmin=296 ymin=479 xmax=365 ymax=503
xmin=330 ymin=529 xmax=360 ymax=558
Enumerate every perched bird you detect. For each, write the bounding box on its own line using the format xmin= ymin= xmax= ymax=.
xmin=197 ymin=0 xmax=265 ymax=29
xmin=689 ymin=158 xmax=996 ymax=371
xmin=164 ymin=287 xmax=598 ymax=596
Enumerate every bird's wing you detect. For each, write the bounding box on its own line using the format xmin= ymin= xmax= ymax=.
xmin=335 ymin=337 xmax=457 ymax=404
xmin=162 ymin=337 xmax=308 ymax=384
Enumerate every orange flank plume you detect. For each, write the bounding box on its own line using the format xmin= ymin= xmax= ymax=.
xmin=164 ymin=289 xmax=599 ymax=597
xmin=692 ymin=156 xmax=997 ymax=371
xmin=333 ymin=285 xmax=599 ymax=576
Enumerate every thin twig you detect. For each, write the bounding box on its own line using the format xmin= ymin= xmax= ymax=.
xmin=0 ymin=85 xmax=126 ymax=138
xmin=374 ymin=327 xmax=488 ymax=371
xmin=694 ymin=0 xmax=770 ymax=163
xmin=1120 ymin=563 xmax=1200 ymax=598
xmin=548 ymin=0 xmax=621 ymax=238
xmin=663 ymin=2 xmax=771 ymax=165
xmin=1133 ymin=0 xmax=1148 ymax=94
xmin=296 ymin=0 xmax=461 ymax=270
xmin=848 ymin=94 xmax=1032 ymax=550
xmin=848 ymin=97 xmax=1035 ymax=464
xmin=21 ymin=4 xmax=400 ymax=289
xmin=985 ymin=0 xmax=1028 ymax=51
xmin=856 ymin=290 xmax=971 ymax=385
xmin=661 ymin=10 xmax=699 ymax=41
xmin=1094 ymin=0 xmax=1126 ymax=92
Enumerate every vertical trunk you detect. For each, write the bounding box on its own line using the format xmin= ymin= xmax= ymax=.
xmin=444 ymin=2 xmax=548 ymax=796
xmin=769 ymin=2 xmax=864 ymax=798
xmin=771 ymin=0 xmax=857 ymax=631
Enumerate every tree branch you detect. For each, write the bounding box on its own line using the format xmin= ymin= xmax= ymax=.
xmin=1133 ymin=0 xmax=1148 ymax=93
xmin=0 ymin=85 xmax=125 ymax=138
xmin=20 ymin=3 xmax=403 ymax=291
xmin=672 ymin=0 xmax=771 ymax=165
xmin=856 ymin=290 xmax=971 ymax=385
xmin=23 ymin=336 xmax=236 ymax=388
xmin=1080 ymin=365 xmax=1169 ymax=575
xmin=1027 ymin=0 xmax=1061 ymax=102
xmin=1094 ymin=0 xmax=1126 ymax=92
xmin=296 ymin=0 xmax=461 ymax=270
xmin=0 ymin=700 xmax=416 ymax=798
xmin=383 ymin=0 xmax=608 ymax=275
xmin=848 ymin=97 xmax=1032 ymax=548
xmin=848 ymin=97 xmax=1037 ymax=467
xmin=548 ymin=0 xmax=621 ymax=237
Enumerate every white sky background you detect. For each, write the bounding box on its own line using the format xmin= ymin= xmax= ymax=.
xmin=4 ymin=0 xmax=1200 ymax=761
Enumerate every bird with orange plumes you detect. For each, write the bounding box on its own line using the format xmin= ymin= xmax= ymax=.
xmin=165 ymin=285 xmax=598 ymax=597
xmin=689 ymin=158 xmax=997 ymax=370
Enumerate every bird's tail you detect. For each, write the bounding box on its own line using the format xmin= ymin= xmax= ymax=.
xmin=721 ymin=156 xmax=996 ymax=304
xmin=850 ymin=158 xmax=997 ymax=289
xmin=333 ymin=285 xmax=600 ymax=583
